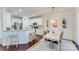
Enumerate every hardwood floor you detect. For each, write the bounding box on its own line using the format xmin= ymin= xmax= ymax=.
xmin=0 ymin=35 xmax=42 ymax=51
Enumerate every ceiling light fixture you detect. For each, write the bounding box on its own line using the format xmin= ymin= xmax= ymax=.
xmin=52 ymin=7 xmax=55 ymax=20
xmin=18 ymin=9 xmax=22 ymax=12
xmin=12 ymin=13 xmax=15 ymax=15
xmin=14 ymin=11 xmax=18 ymax=14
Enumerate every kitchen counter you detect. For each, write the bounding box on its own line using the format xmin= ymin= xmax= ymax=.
xmin=2 ymin=31 xmax=33 ymax=46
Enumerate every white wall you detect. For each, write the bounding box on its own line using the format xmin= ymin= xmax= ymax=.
xmin=56 ymin=12 xmax=74 ymax=40
xmin=76 ymin=8 xmax=79 ymax=44
xmin=72 ymin=10 xmax=77 ymax=43
xmin=77 ymin=13 xmax=79 ymax=45
xmin=0 ymin=8 xmax=11 ymax=44
xmin=72 ymin=8 xmax=79 ymax=44
xmin=2 ymin=8 xmax=11 ymax=31
xmin=0 ymin=8 xmax=2 ymax=44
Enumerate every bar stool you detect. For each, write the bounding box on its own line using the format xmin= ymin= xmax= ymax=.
xmin=7 ymin=34 xmax=19 ymax=49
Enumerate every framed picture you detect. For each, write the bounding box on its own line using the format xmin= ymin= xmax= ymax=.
xmin=62 ymin=18 xmax=67 ymax=28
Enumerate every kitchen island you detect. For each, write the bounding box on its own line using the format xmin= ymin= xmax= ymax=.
xmin=2 ymin=30 xmax=33 ymax=46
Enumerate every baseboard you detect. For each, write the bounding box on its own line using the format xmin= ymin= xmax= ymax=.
xmin=62 ymin=38 xmax=73 ymax=41
xmin=36 ymin=34 xmax=43 ymax=38
xmin=72 ymin=41 xmax=79 ymax=50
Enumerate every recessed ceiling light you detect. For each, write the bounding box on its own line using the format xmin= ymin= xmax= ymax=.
xmin=12 ymin=13 xmax=15 ymax=15
xmin=15 ymin=11 xmax=18 ymax=14
xmin=18 ymin=9 xmax=22 ymax=12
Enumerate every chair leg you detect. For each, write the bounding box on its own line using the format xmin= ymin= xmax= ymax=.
xmin=7 ymin=45 xmax=9 ymax=49
xmin=56 ymin=41 xmax=60 ymax=51
xmin=16 ymin=44 xmax=19 ymax=48
xmin=7 ymin=38 xmax=10 ymax=49
xmin=16 ymin=37 xmax=19 ymax=48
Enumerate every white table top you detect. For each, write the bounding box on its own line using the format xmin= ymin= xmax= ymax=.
xmin=43 ymin=32 xmax=60 ymax=41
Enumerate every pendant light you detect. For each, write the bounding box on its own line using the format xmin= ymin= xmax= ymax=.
xmin=52 ymin=7 xmax=55 ymax=20
xmin=51 ymin=7 xmax=58 ymax=28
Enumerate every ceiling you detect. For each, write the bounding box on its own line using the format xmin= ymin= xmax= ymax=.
xmin=7 ymin=7 xmax=51 ymax=17
xmin=6 ymin=7 xmax=75 ymax=17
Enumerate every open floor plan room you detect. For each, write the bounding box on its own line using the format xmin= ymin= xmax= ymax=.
xmin=0 ymin=7 xmax=79 ymax=51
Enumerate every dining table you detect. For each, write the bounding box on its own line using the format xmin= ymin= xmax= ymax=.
xmin=43 ymin=32 xmax=61 ymax=51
